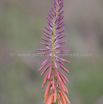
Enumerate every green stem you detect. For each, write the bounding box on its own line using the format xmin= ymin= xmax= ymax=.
xmin=55 ymin=100 xmax=58 ymax=104
xmin=51 ymin=4 xmax=59 ymax=104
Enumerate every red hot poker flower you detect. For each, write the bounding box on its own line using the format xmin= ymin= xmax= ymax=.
xmin=38 ymin=0 xmax=70 ymax=104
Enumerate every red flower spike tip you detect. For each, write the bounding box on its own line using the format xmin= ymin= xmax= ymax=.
xmin=38 ymin=0 xmax=70 ymax=103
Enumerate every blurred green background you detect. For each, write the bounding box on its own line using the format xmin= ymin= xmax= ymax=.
xmin=0 ymin=0 xmax=103 ymax=104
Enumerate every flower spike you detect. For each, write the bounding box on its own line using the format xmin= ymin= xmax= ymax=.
xmin=38 ymin=0 xmax=70 ymax=103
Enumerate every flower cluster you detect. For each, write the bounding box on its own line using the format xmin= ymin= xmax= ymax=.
xmin=38 ymin=0 xmax=70 ymax=104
